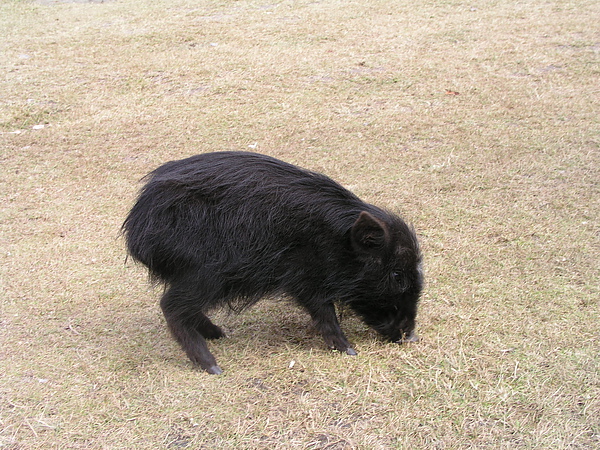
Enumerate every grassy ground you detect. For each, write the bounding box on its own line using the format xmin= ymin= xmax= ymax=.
xmin=1 ymin=0 xmax=598 ymax=448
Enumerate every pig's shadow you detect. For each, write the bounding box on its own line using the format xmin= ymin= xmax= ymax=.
xmin=207 ymin=298 xmax=375 ymax=355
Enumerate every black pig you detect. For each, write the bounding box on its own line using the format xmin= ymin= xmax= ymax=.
xmin=123 ymin=151 xmax=422 ymax=374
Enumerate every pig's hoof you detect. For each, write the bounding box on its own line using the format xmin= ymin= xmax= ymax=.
xmin=207 ymin=365 xmax=223 ymax=375
xmin=346 ymin=348 xmax=357 ymax=356
xmin=397 ymin=334 xmax=420 ymax=344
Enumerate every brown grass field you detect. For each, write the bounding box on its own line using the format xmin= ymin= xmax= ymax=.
xmin=1 ymin=0 xmax=598 ymax=448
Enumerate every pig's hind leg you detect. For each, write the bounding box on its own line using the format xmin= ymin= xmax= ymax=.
xmin=193 ymin=311 xmax=226 ymax=340
xmin=160 ymin=283 xmax=224 ymax=375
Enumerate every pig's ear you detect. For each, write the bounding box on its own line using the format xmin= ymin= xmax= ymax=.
xmin=351 ymin=211 xmax=390 ymax=256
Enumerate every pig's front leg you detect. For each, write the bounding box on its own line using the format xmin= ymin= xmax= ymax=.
xmin=305 ymin=301 xmax=357 ymax=355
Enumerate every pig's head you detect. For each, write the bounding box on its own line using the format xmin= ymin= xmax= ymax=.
xmin=349 ymin=211 xmax=423 ymax=343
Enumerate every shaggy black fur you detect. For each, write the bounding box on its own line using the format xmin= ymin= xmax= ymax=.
xmin=123 ymin=151 xmax=423 ymax=374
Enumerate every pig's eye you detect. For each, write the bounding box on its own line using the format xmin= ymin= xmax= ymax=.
xmin=392 ymin=271 xmax=409 ymax=291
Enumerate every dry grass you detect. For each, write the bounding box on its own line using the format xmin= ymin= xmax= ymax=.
xmin=1 ymin=0 xmax=599 ymax=448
